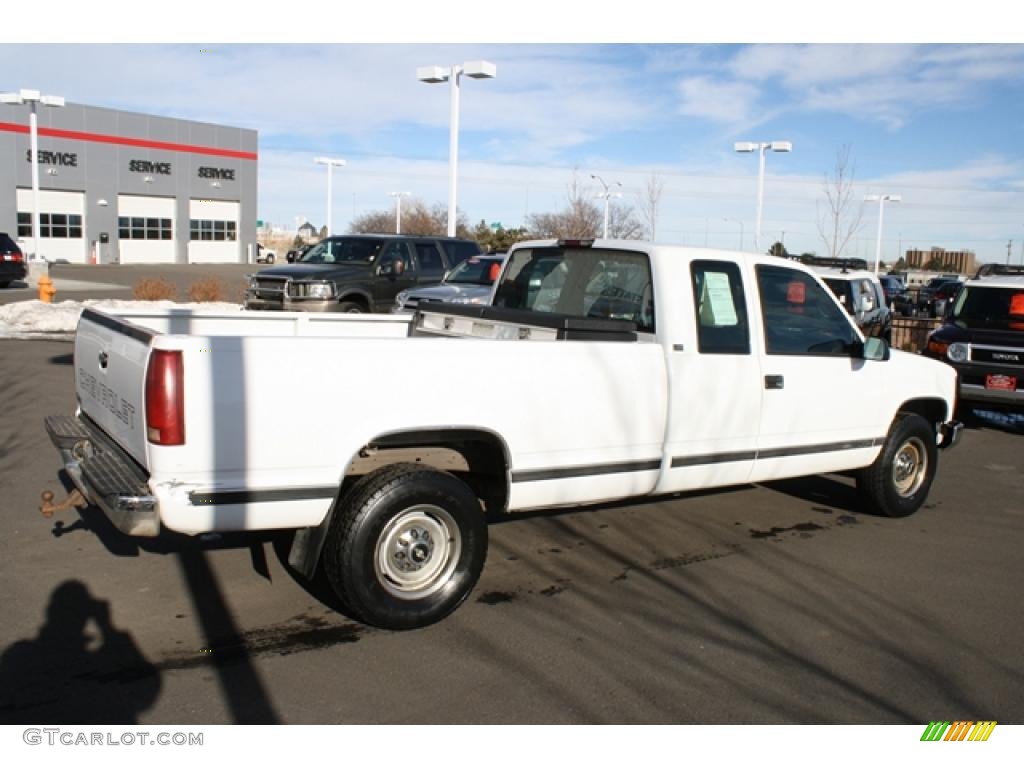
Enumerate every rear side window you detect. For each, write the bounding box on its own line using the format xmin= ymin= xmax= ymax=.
xmin=690 ymin=260 xmax=750 ymax=354
xmin=414 ymin=242 xmax=445 ymax=275
xmin=441 ymin=240 xmax=483 ymax=267
xmin=757 ymin=266 xmax=859 ymax=356
xmin=0 ymin=233 xmax=19 ymax=253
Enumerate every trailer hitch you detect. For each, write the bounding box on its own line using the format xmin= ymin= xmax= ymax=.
xmin=40 ymin=488 xmax=86 ymax=518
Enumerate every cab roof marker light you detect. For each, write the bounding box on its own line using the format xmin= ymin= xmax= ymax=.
xmin=557 ymin=239 xmax=594 ymax=248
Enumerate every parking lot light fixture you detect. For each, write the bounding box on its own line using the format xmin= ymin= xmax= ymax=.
xmin=417 ymin=60 xmax=496 ymax=237
xmin=314 ymin=157 xmax=346 ymax=237
xmin=590 ymin=175 xmax=622 ymax=239
xmin=734 ymin=140 xmax=792 ymax=252
xmin=865 ymin=194 xmax=901 ymax=275
xmin=1 ymin=88 xmax=65 ymax=262
xmin=389 ymin=191 xmax=411 ymax=234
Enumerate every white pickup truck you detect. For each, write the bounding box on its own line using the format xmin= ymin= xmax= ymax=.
xmin=46 ymin=239 xmax=962 ymax=629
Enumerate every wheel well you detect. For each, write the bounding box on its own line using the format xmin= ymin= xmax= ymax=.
xmin=897 ymin=398 xmax=949 ymax=427
xmin=346 ymin=429 xmax=510 ymax=515
xmin=338 ymin=293 xmax=370 ymax=310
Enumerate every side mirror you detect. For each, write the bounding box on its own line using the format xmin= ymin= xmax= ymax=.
xmin=862 ymin=336 xmax=890 ymax=361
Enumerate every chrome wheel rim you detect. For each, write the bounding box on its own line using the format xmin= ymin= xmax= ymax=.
xmin=892 ymin=437 xmax=928 ymax=497
xmin=375 ymin=505 xmax=461 ymax=600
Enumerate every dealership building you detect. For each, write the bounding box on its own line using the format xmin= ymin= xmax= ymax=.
xmin=0 ymin=99 xmax=257 ymax=264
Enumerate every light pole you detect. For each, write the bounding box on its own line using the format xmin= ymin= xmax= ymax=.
xmin=734 ymin=140 xmax=792 ymax=251
xmin=389 ymin=191 xmax=410 ymax=234
xmin=1 ymin=88 xmax=65 ymax=263
xmin=314 ymin=156 xmax=346 ymax=237
xmin=864 ymin=194 xmax=901 ymax=275
xmin=591 ymin=174 xmax=622 ymax=239
xmin=722 ymin=217 xmax=745 ymax=250
xmin=417 ymin=60 xmax=496 ymax=237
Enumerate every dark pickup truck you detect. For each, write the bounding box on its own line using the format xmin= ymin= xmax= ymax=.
xmin=245 ymin=234 xmax=482 ymax=313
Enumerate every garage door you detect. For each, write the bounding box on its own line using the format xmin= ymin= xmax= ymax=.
xmin=188 ymin=200 xmax=240 ymax=264
xmin=16 ymin=189 xmax=87 ymax=263
xmin=117 ymin=195 xmax=176 ymax=265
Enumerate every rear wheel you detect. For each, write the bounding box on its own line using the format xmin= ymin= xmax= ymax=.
xmin=0 ymin=280 xmax=10 ymax=289
xmin=324 ymin=463 xmax=487 ymax=630
xmin=857 ymin=413 xmax=937 ymax=517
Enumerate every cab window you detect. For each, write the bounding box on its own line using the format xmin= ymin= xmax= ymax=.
xmin=757 ymin=266 xmax=859 ymax=356
xmin=690 ymin=260 xmax=750 ymax=354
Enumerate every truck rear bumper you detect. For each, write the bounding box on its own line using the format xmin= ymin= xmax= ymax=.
xmin=45 ymin=414 xmax=160 ymax=537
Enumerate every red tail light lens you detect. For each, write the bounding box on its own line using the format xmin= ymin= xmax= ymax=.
xmin=145 ymin=350 xmax=184 ymax=445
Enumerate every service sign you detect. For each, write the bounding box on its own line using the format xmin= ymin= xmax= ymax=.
xmin=198 ymin=166 xmax=235 ymax=181
xmin=26 ymin=149 xmax=78 ymax=167
xmin=129 ymin=159 xmax=172 ymax=175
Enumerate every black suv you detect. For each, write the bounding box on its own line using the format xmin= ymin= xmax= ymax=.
xmin=0 ymin=233 xmax=27 ymax=288
xmin=924 ymin=264 xmax=1024 ymax=410
xmin=245 ymin=234 xmax=482 ymax=313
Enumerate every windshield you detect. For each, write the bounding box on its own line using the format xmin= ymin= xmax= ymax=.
xmin=446 ymin=257 xmax=503 ymax=285
xmin=951 ymin=286 xmax=1024 ymax=331
xmin=493 ymin=247 xmax=654 ymax=333
xmin=300 ymin=238 xmax=384 ymax=264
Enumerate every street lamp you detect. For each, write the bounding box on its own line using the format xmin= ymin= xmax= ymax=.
xmin=417 ymin=60 xmax=496 ymax=237
xmin=389 ymin=191 xmax=410 ymax=234
xmin=734 ymin=140 xmax=792 ymax=251
xmin=591 ymin=175 xmax=622 ymax=239
xmin=722 ymin=217 xmax=745 ymax=250
xmin=314 ymin=156 xmax=346 ymax=237
xmin=864 ymin=194 xmax=901 ymax=275
xmin=1 ymin=88 xmax=65 ymax=263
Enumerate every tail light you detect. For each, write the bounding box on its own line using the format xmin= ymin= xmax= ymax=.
xmin=145 ymin=349 xmax=184 ymax=445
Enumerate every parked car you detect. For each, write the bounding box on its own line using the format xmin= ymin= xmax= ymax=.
xmin=255 ymin=243 xmax=276 ymax=264
xmin=286 ymin=244 xmax=313 ymax=263
xmin=0 ymin=232 xmax=27 ymax=288
xmin=245 ymin=234 xmax=483 ymax=313
xmin=917 ymin=277 xmax=963 ymax=318
xmin=805 ymin=258 xmax=892 ymax=341
xmin=924 ymin=264 xmax=1024 ymax=410
xmin=393 ymin=254 xmax=505 ymax=313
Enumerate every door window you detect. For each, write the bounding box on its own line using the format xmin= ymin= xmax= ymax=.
xmin=757 ymin=266 xmax=859 ymax=356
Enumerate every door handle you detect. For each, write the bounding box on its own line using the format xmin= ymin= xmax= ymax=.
xmin=765 ymin=375 xmax=784 ymax=390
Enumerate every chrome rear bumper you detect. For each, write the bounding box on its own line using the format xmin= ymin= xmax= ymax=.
xmin=44 ymin=414 xmax=160 ymax=537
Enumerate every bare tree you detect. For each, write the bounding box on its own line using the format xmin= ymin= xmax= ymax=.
xmin=817 ymin=145 xmax=865 ymax=259
xmin=349 ymin=199 xmax=470 ymax=237
xmin=637 ymin=172 xmax=665 ymax=241
xmin=527 ymin=171 xmax=642 ymax=240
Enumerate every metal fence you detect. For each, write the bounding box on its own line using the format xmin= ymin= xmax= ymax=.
xmin=891 ymin=315 xmax=941 ymax=353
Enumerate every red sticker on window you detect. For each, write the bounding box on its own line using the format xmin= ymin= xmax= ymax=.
xmin=786 ymin=281 xmax=806 ymax=304
xmin=488 ymin=263 xmax=501 ymax=281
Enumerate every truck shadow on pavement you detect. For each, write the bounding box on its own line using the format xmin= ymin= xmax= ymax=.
xmin=0 ymin=580 xmax=160 ymax=724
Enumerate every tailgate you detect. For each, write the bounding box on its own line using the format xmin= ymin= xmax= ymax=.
xmin=74 ymin=308 xmax=153 ymax=468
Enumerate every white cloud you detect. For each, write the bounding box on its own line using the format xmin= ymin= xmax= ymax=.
xmin=676 ymin=76 xmax=762 ymax=125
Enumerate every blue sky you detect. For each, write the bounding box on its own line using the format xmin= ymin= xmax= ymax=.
xmin=3 ymin=31 xmax=1023 ymax=263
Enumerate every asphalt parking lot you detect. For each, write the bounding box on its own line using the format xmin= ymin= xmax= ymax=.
xmin=1 ymin=328 xmax=1022 ymax=724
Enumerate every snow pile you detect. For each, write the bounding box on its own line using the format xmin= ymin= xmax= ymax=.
xmin=0 ymin=299 xmax=242 ymax=340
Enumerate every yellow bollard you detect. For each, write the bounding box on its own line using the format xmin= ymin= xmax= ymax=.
xmin=38 ymin=275 xmax=57 ymax=303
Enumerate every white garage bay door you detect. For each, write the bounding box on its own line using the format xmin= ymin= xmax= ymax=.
xmin=188 ymin=199 xmax=240 ymax=263
xmin=117 ymin=195 xmax=176 ymax=264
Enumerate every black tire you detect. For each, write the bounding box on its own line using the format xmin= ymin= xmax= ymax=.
xmin=857 ymin=413 xmax=938 ymax=517
xmin=0 ymin=281 xmax=10 ymax=289
xmin=323 ymin=463 xmax=487 ymax=630
xmin=337 ymin=301 xmax=364 ymax=313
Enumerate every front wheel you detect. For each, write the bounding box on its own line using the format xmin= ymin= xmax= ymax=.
xmin=337 ymin=301 xmax=364 ymax=313
xmin=324 ymin=463 xmax=487 ymax=630
xmin=857 ymin=413 xmax=938 ymax=517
